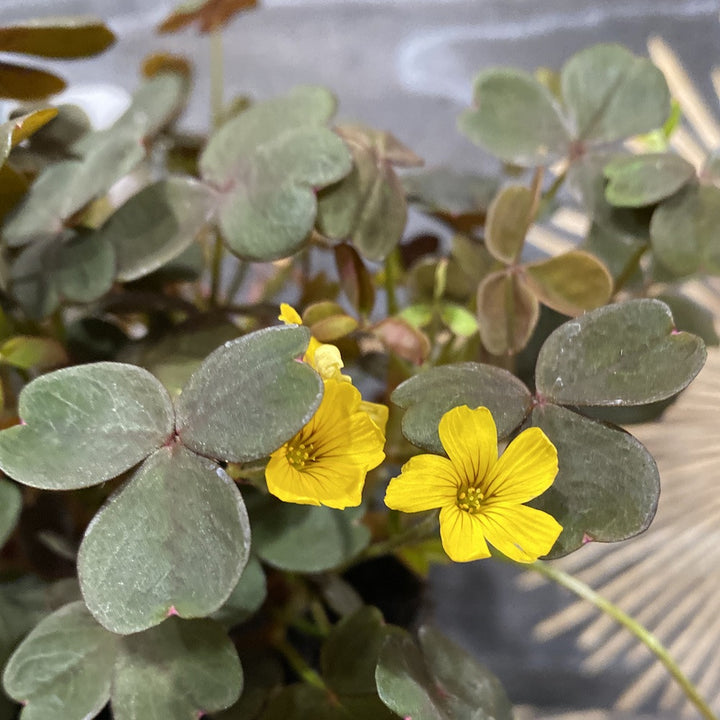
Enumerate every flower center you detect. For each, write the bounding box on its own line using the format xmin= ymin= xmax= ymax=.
xmin=286 ymin=441 xmax=315 ymax=470
xmin=456 ymin=486 xmax=484 ymax=514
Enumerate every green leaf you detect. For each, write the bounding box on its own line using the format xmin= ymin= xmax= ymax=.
xmin=604 ymin=152 xmax=695 ymax=207
xmin=0 ymin=61 xmax=65 ymax=101
xmin=438 ymin=303 xmax=478 ymax=337
xmin=200 ymin=86 xmax=351 ymax=261
xmin=484 ymin=185 xmax=533 ymax=263
xmin=321 ymin=606 xmax=393 ymax=696
xmin=0 ymin=362 xmax=174 ymax=490
xmin=403 ymin=168 xmax=498 ymax=227
xmin=458 ymin=68 xmax=570 ymax=166
xmin=0 ymin=18 xmax=115 ymax=58
xmin=375 ymin=626 xmax=512 ymax=720
xmin=96 ymin=177 xmax=217 ymax=281
xmin=56 ymin=231 xmax=116 ymax=302
xmin=524 ymin=249 xmax=613 ymax=316
xmin=654 ymin=291 xmax=719 ymax=346
xmin=303 ymin=301 xmax=358 ymax=342
xmin=248 ymin=493 xmax=370 ymax=573
xmin=317 ymin=124 xmax=421 ymax=261
xmin=650 ymin=184 xmax=720 ymax=276
xmin=0 ymin=480 xmax=21 ymax=548
xmin=78 ymin=445 xmax=250 ymax=634
xmin=561 ymin=44 xmax=670 ymax=143
xmin=3 ymin=601 xmax=117 ymax=720
xmin=211 ymin=554 xmax=266 ymax=629
xmin=372 ymin=317 xmax=431 ymax=365
xmin=176 ymin=326 xmax=322 ymax=463
xmin=535 ymin=299 xmax=706 ymax=405
xmin=531 ymin=403 xmax=659 ymax=557
xmin=476 ymin=270 xmax=539 ymax=355
xmin=261 ymin=684 xmax=346 ymax=720
xmin=212 ymin=653 xmax=282 ymax=720
xmin=5 ymin=129 xmax=145 ymax=247
xmin=0 ymin=108 xmax=57 ymax=165
xmin=112 ymin=617 xmax=242 ymax=720
xmin=391 ymin=362 xmax=532 ymax=454
xmin=0 ymin=335 xmax=67 ymax=370
xmin=0 ymin=163 xmax=28 ymax=223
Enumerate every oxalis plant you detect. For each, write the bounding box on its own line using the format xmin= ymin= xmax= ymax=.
xmin=0 ymin=4 xmax=715 ymax=720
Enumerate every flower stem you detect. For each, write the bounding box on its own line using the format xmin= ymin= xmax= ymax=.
xmin=384 ymin=248 xmax=401 ymax=316
xmin=208 ymin=28 xmax=225 ymax=306
xmin=528 ymin=560 xmax=719 ymax=720
xmin=359 ymin=510 xmax=440 ymax=562
xmin=273 ymin=637 xmax=327 ymax=690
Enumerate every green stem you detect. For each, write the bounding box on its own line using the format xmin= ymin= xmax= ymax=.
xmin=273 ymin=637 xmax=327 ymax=690
xmin=536 ymin=167 xmax=567 ymax=219
xmin=528 ymin=561 xmax=718 ymax=720
xmin=209 ymin=28 xmax=224 ymax=128
xmin=356 ymin=510 xmax=439 ymax=564
xmin=223 ymin=257 xmax=248 ymax=304
xmin=384 ymin=248 xmax=401 ymax=316
xmin=208 ymin=29 xmax=225 ymax=306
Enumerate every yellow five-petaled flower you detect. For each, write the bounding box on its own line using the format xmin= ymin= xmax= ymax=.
xmin=384 ymin=405 xmax=563 ymax=563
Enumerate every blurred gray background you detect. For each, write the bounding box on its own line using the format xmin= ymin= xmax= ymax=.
xmin=2 ymin=1 xmax=719 ymax=717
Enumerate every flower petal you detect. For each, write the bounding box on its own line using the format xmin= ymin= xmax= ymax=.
xmin=438 ymin=406 xmax=497 ymax=490
xmin=477 ymin=503 xmax=562 ymax=563
xmin=484 ymin=427 xmax=558 ymax=504
xmin=384 ymin=455 xmax=458 ymax=512
xmin=439 ymin=505 xmax=491 ymax=562
xmin=278 ymin=303 xmax=303 ymax=325
xmin=266 ymin=451 xmax=320 ymax=506
xmin=360 ymin=400 xmax=389 ymax=436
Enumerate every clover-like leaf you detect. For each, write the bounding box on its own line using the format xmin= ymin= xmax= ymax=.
xmin=484 ymin=185 xmax=533 ymax=263
xmin=477 ymin=270 xmax=539 ymax=355
xmin=0 ymin=362 xmax=174 ymax=490
xmin=391 ymin=362 xmax=532 ymax=454
xmin=604 ymin=152 xmax=695 ymax=207
xmin=654 ymin=291 xmax=719 ymax=346
xmin=535 ymin=299 xmax=706 ymax=406
xmin=524 ymin=249 xmax=613 ymax=316
xmin=10 ymin=232 xmax=116 ymax=319
xmin=0 ymin=61 xmax=65 ymax=100
xmin=376 ymin=626 xmax=512 ymax=720
xmin=531 ymin=404 xmax=659 ymax=557
xmin=3 ymin=601 xmax=117 ymax=720
xmin=650 ymin=183 xmax=720 ymax=277
xmin=158 ymin=0 xmax=258 ymax=34
xmin=581 ymin=221 xmax=645 ymax=283
xmin=458 ymin=68 xmax=570 ymax=167
xmin=317 ymin=124 xmax=422 ymax=261
xmin=94 ymin=177 xmax=217 ymax=281
xmin=321 ymin=606 xmax=396 ymax=697
xmin=0 ymin=335 xmax=67 ymax=370
xmin=0 ymin=480 xmax=21 ymax=548
xmin=176 ymin=325 xmax=322 ymax=462
xmin=3 ymin=602 xmax=242 ymax=720
xmin=334 ymin=243 xmax=375 ymax=316
xmin=561 ymin=44 xmax=670 ymax=143
xmin=0 ymin=18 xmax=115 ymax=58
xmin=113 ymin=616 xmax=242 ymax=720
xmin=200 ymin=86 xmax=351 ymax=260
xmin=78 ymin=445 xmax=250 ymax=634
xmin=248 ymin=493 xmax=370 ymax=573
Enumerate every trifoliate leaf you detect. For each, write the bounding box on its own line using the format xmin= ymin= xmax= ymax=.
xmin=484 ymin=185 xmax=534 ymax=263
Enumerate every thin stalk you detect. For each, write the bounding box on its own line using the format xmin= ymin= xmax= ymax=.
xmin=384 ymin=248 xmax=401 ymax=316
xmin=273 ymin=637 xmax=327 ymax=690
xmin=528 ymin=560 xmax=719 ymax=720
xmin=208 ymin=28 xmax=225 ymax=306
xmin=356 ymin=510 xmax=440 ymax=564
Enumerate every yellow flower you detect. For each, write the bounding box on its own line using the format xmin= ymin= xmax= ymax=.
xmin=384 ymin=405 xmax=562 ymax=563
xmin=265 ymin=378 xmax=386 ymax=509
